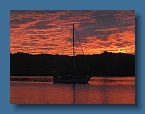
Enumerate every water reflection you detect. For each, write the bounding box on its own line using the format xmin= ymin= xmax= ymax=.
xmin=10 ymin=77 xmax=135 ymax=104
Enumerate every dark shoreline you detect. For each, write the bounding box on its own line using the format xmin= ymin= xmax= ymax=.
xmin=10 ymin=76 xmax=135 ymax=82
xmin=10 ymin=51 xmax=135 ymax=76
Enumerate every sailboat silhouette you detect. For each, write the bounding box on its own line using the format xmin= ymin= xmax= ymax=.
xmin=53 ymin=24 xmax=91 ymax=83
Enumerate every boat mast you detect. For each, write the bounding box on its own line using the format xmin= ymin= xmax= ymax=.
xmin=72 ymin=24 xmax=76 ymax=76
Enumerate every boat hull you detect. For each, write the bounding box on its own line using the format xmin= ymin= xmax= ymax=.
xmin=53 ymin=76 xmax=91 ymax=84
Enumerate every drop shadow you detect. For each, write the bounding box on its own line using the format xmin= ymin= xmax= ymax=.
xmin=14 ymin=104 xmax=138 ymax=111
xmin=135 ymin=13 xmax=141 ymax=108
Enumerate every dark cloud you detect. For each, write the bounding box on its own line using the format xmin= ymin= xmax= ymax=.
xmin=115 ymin=41 xmax=131 ymax=47
xmin=91 ymin=10 xmax=134 ymax=31
xmin=49 ymin=44 xmax=58 ymax=46
xmin=21 ymin=42 xmax=29 ymax=46
xmin=70 ymin=10 xmax=134 ymax=42
xmin=27 ymin=21 xmax=56 ymax=29
xmin=37 ymin=35 xmax=48 ymax=40
xmin=11 ymin=18 xmax=35 ymax=24
xmin=10 ymin=25 xmax=20 ymax=28
xmin=11 ymin=46 xmax=21 ymax=48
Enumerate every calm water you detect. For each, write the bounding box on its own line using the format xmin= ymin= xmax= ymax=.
xmin=10 ymin=76 xmax=135 ymax=104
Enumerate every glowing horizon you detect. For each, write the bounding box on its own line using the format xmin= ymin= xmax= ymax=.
xmin=10 ymin=10 xmax=135 ymax=56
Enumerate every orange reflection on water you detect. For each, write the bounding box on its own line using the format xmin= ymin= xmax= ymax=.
xmin=10 ymin=77 xmax=135 ymax=104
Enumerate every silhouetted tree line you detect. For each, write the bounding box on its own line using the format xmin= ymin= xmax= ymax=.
xmin=10 ymin=51 xmax=135 ymax=76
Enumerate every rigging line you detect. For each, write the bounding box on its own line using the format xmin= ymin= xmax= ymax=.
xmin=74 ymin=28 xmax=91 ymax=75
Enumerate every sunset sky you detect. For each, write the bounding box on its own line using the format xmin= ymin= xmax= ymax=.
xmin=10 ymin=10 xmax=135 ymax=55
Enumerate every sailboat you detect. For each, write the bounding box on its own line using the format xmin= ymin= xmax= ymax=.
xmin=53 ymin=24 xmax=91 ymax=83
